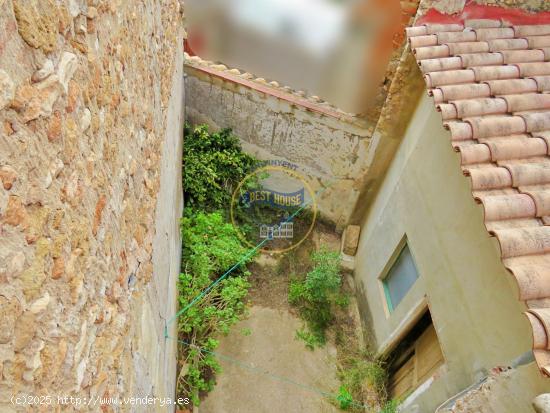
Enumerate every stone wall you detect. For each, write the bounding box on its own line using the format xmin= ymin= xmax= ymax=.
xmin=0 ymin=1 xmax=184 ymax=412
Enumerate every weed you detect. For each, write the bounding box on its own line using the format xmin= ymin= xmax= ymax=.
xmin=295 ymin=328 xmax=325 ymax=350
xmin=381 ymin=399 xmax=399 ymax=413
xmin=336 ymin=386 xmax=354 ymax=410
xmin=289 ymin=247 xmax=347 ymax=348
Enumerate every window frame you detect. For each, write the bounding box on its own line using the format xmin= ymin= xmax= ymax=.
xmin=379 ymin=236 xmax=420 ymax=315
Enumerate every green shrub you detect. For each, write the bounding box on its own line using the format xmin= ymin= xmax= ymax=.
xmin=183 ymin=123 xmax=257 ymax=210
xmin=177 ymin=210 xmax=256 ymax=405
xmin=289 ymin=248 xmax=346 ymax=348
xmin=336 ymin=386 xmax=354 ymax=410
xmin=381 ymin=399 xmax=399 ymax=413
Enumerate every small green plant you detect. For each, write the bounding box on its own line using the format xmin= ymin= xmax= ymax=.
xmin=289 ymin=248 xmax=346 ymax=348
xmin=177 ymin=210 xmax=256 ymax=405
xmin=295 ymin=328 xmax=325 ymax=350
xmin=336 ymin=386 xmax=354 ymax=410
xmin=183 ymin=123 xmax=257 ymax=210
xmin=381 ymin=399 xmax=399 ymax=413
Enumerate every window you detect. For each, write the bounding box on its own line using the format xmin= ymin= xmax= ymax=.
xmin=382 ymin=244 xmax=419 ymax=312
xmin=387 ymin=310 xmax=444 ymax=399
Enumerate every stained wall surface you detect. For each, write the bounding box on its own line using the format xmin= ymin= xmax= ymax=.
xmin=184 ymin=64 xmax=374 ymax=228
xmin=0 ymin=1 xmax=184 ymax=411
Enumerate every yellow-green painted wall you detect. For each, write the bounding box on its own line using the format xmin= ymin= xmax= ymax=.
xmin=355 ymin=93 xmax=550 ymax=412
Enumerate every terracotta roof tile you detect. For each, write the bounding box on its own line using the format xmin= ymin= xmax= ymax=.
xmin=526 ymin=36 xmax=550 ymax=48
xmin=448 ymin=41 xmax=490 ymax=55
xmin=527 ymin=312 xmax=548 ymax=347
xmin=419 ymin=56 xmax=462 ymax=73
xmin=516 ymin=62 xmax=550 ymax=77
xmin=501 ymin=49 xmax=546 ymax=63
xmin=466 ymin=116 xmax=526 ymax=139
xmin=503 ymin=94 xmax=550 ymax=112
xmin=465 ymin=19 xmax=502 ymax=30
xmin=409 ymin=34 xmax=437 ymax=48
xmin=471 ymin=65 xmax=520 ymax=81
xmin=436 ymin=31 xmax=477 ymax=44
xmin=484 ymin=79 xmax=538 ymax=95
xmin=451 ymin=97 xmax=508 ymax=118
xmin=477 ymin=193 xmax=536 ymax=220
xmin=492 ymin=227 xmax=550 ymax=258
xmin=488 ymin=38 xmax=528 ymax=51
xmin=413 ymin=45 xmax=450 ymax=60
xmin=425 ymin=70 xmax=476 ymax=87
xmin=514 ymin=25 xmax=550 ymax=37
xmin=481 ymin=135 xmax=547 ymax=161
xmin=540 ymin=48 xmax=550 ymax=61
xmin=437 ymin=83 xmax=491 ymax=100
xmin=407 ymin=20 xmax=550 ymax=376
xmin=458 ymin=52 xmax=504 ymax=67
xmin=425 ymin=23 xmax=464 ymax=34
xmin=458 ymin=143 xmax=491 ymax=164
xmin=474 ymin=27 xmax=515 ymax=41
xmin=532 ymin=76 xmax=550 ymax=92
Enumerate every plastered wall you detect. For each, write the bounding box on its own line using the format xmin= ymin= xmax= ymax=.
xmin=0 ymin=1 xmax=184 ymax=411
xmin=354 ymin=94 xmax=550 ymax=412
xmin=184 ymin=64 xmax=374 ymax=228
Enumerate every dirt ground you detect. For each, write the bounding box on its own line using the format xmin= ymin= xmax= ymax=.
xmin=200 ymin=225 xmax=350 ymax=413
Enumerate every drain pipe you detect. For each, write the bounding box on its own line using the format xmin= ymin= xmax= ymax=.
xmin=433 ymin=350 xmax=535 ymax=413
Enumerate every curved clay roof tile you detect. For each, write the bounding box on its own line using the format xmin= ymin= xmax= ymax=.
xmin=425 ymin=70 xmax=476 ymax=87
xmin=471 ymin=65 xmax=520 ymax=81
xmin=458 ymin=144 xmax=492 ymax=165
xmin=492 ymin=227 xmax=550 ymax=258
xmin=488 ymin=38 xmax=528 ymax=51
xmin=484 ymin=79 xmax=538 ymax=95
xmin=474 ymin=27 xmax=515 ymax=41
xmin=514 ymin=25 xmax=550 ymax=37
xmin=526 ymin=312 xmax=548 ymax=348
xmin=447 ymin=41 xmax=490 ymax=55
xmin=478 ymin=193 xmax=536 ymax=221
xmin=465 ymin=167 xmax=513 ymax=190
xmin=526 ymin=36 xmax=550 ymax=48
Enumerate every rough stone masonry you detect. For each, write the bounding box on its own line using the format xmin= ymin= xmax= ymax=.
xmin=0 ymin=0 xmax=184 ymax=412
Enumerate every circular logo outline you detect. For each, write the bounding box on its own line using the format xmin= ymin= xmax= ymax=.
xmin=230 ymin=165 xmax=317 ymax=254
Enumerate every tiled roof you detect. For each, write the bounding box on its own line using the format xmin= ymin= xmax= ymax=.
xmin=406 ymin=21 xmax=550 ymax=376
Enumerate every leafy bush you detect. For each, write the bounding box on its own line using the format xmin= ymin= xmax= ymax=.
xmin=289 ymin=248 xmax=346 ymax=348
xmin=183 ymin=123 xmax=257 ymax=210
xmin=177 ymin=210 xmax=256 ymax=405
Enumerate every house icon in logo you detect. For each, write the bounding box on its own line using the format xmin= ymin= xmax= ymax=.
xmin=259 ymin=221 xmax=294 ymax=240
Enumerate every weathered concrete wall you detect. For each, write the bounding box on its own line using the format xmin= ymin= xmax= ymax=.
xmin=184 ymin=64 xmax=373 ymax=228
xmin=354 ymin=93 xmax=550 ymax=412
xmin=0 ymin=1 xmax=183 ymax=412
